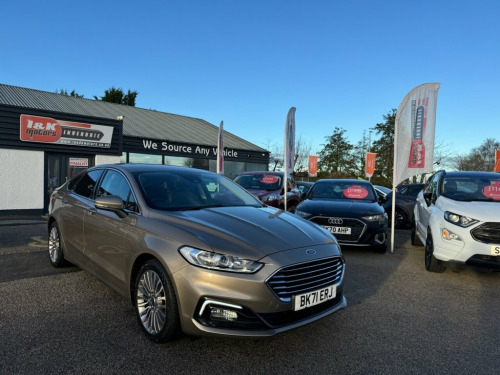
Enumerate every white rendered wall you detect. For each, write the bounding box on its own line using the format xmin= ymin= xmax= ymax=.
xmin=95 ymin=154 xmax=121 ymax=165
xmin=0 ymin=149 xmax=44 ymax=210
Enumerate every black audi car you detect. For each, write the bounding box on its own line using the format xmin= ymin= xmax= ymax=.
xmin=295 ymin=179 xmax=389 ymax=253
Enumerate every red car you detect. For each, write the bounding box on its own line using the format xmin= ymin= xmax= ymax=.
xmin=234 ymin=171 xmax=302 ymax=212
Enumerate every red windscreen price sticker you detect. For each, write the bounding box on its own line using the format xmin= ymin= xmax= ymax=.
xmin=343 ymin=185 xmax=368 ymax=199
xmin=483 ymin=182 xmax=500 ymax=201
xmin=261 ymin=176 xmax=279 ymax=184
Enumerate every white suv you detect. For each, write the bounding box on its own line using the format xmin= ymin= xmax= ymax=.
xmin=411 ymin=170 xmax=500 ymax=272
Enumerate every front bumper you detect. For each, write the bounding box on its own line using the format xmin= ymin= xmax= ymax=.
xmin=171 ymin=244 xmax=346 ymax=338
xmin=431 ymin=221 xmax=500 ymax=271
xmin=309 ymin=216 xmax=387 ymax=248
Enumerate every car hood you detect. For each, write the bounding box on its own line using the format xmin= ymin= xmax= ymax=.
xmin=436 ymin=197 xmax=500 ymax=221
xmin=245 ymin=189 xmax=279 ymax=198
xmin=148 ymin=206 xmax=336 ymax=260
xmin=298 ymin=199 xmax=384 ymax=217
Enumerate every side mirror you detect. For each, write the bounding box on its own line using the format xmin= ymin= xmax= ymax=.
xmin=423 ymin=191 xmax=432 ymax=206
xmin=378 ymin=195 xmax=386 ymax=205
xmin=95 ymin=195 xmax=128 ymax=218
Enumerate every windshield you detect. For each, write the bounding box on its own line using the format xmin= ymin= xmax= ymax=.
xmin=308 ymin=181 xmax=377 ymax=202
xmin=441 ymin=176 xmax=500 ymax=202
xmin=133 ymin=170 xmax=263 ymax=210
xmin=234 ymin=174 xmax=283 ymax=191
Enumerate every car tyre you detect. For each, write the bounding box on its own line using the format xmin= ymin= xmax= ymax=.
xmin=424 ymin=232 xmax=446 ymax=273
xmin=410 ymin=217 xmax=423 ymax=246
xmin=48 ymin=222 xmax=69 ymax=267
xmin=134 ymin=259 xmax=181 ymax=343
xmin=394 ymin=208 xmax=407 ymax=229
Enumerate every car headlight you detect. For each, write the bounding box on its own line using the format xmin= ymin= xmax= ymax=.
xmin=444 ymin=211 xmax=478 ymax=228
xmin=261 ymin=194 xmax=280 ymax=203
xmin=179 ymin=246 xmax=263 ymax=273
xmin=362 ymin=213 xmax=386 ymax=223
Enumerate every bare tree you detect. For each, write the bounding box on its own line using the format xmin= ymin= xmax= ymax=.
xmin=451 ymin=138 xmax=500 ymax=171
xmin=261 ymin=135 xmax=312 ymax=173
xmin=293 ymin=136 xmax=313 ymax=173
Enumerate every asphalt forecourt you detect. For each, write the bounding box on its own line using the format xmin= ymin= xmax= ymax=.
xmin=0 ymin=223 xmax=498 ymax=374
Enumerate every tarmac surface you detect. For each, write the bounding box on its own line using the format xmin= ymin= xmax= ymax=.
xmin=1 ymin=216 xmax=499 ymax=374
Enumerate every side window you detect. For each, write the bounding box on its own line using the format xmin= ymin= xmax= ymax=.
xmin=73 ymin=170 xmax=104 ymax=199
xmin=68 ymin=173 xmax=84 ymax=191
xmin=97 ymin=170 xmax=138 ymax=212
xmin=429 ymin=173 xmax=441 ymax=203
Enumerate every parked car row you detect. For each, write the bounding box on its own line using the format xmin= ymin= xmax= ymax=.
xmin=47 ymin=164 xmax=499 ymax=344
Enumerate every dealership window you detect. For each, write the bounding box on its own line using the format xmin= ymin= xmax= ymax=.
xmin=127 ymin=153 xmax=162 ymax=164
xmin=121 ymin=152 xmax=266 ymax=178
xmin=210 ymin=160 xmax=267 ymax=179
xmin=164 ymin=155 xmax=197 ymax=168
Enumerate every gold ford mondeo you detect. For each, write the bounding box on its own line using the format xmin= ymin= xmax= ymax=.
xmin=48 ymin=164 xmax=346 ymax=342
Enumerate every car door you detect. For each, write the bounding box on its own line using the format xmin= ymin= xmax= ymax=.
xmin=416 ymin=173 xmax=441 ymax=239
xmin=83 ymin=169 xmax=139 ymax=293
xmin=58 ymin=169 xmax=104 ymax=265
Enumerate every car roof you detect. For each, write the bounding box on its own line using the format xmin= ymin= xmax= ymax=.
xmin=316 ymin=179 xmax=372 ymax=185
xmin=397 ymin=183 xmax=424 ymax=187
xmin=90 ymin=163 xmax=206 ymax=174
xmin=237 ymin=171 xmax=284 ymax=176
xmin=443 ymin=171 xmax=500 ymax=178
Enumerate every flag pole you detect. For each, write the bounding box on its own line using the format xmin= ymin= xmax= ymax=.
xmin=217 ymin=121 xmax=224 ymax=175
xmin=283 ymin=107 xmax=296 ymax=212
xmin=390 ymin=121 xmax=399 ymax=253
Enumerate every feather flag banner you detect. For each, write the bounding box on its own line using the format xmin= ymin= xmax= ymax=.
xmin=393 ymin=83 xmax=440 ymax=186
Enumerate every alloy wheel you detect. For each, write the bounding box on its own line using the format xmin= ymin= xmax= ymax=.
xmin=136 ymin=270 xmax=167 ymax=335
xmin=48 ymin=226 xmax=60 ymax=264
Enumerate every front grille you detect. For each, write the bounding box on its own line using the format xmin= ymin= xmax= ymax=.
xmin=266 ymin=257 xmax=344 ymax=301
xmin=470 ymin=222 xmax=500 ymax=244
xmin=310 ymin=216 xmax=366 ymax=242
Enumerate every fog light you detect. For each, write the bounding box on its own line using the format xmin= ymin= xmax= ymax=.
xmin=374 ymin=232 xmax=386 ymax=244
xmin=441 ymin=227 xmax=462 ymax=242
xmin=210 ymin=307 xmax=238 ymax=321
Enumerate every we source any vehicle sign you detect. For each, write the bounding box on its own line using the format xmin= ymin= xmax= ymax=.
xmin=294 ymin=285 xmax=336 ymax=311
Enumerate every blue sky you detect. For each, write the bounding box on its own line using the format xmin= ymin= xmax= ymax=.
xmin=2 ymin=0 xmax=499 ymax=158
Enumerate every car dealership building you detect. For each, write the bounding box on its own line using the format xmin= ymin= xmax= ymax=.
xmin=0 ymin=83 xmax=269 ymax=215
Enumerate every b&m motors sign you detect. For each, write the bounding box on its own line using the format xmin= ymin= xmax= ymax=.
xmin=20 ymin=115 xmax=113 ymax=148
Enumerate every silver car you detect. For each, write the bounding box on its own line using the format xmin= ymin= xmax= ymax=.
xmin=48 ymin=164 xmax=346 ymax=342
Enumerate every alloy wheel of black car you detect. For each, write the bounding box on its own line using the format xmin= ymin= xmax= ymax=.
xmin=424 ymin=232 xmax=446 ymax=273
xmin=394 ymin=208 xmax=407 ymax=229
xmin=48 ymin=222 xmax=68 ymax=268
xmin=134 ymin=259 xmax=181 ymax=342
